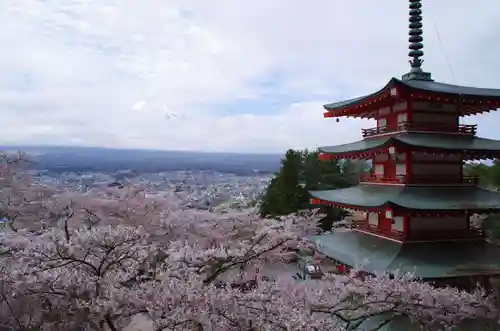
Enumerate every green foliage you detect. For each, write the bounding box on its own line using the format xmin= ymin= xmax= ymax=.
xmin=481 ymin=214 xmax=500 ymax=239
xmin=259 ymin=150 xmax=309 ymax=216
xmin=260 ymin=149 xmax=363 ymax=231
xmin=463 ymin=161 xmax=500 ymax=239
xmin=463 ymin=161 xmax=500 ymax=189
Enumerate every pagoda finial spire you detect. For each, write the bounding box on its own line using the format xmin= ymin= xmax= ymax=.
xmin=409 ymin=0 xmax=424 ymax=70
xmin=402 ymin=0 xmax=432 ymax=81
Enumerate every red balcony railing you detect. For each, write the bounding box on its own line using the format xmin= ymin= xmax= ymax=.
xmin=410 ymin=175 xmax=479 ymax=185
xmin=360 ymin=173 xmax=479 ymax=185
xmin=407 ymin=228 xmax=484 ymax=241
xmin=356 ymin=220 xmax=484 ymax=242
xmin=360 ymin=174 xmax=405 ymax=184
xmin=355 ymin=220 xmax=404 ymax=241
xmin=361 ymin=122 xmax=477 ymax=138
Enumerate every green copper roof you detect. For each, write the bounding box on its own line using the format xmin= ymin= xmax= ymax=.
xmin=323 ymin=79 xmax=394 ymax=111
xmin=396 ymin=133 xmax=500 ymax=151
xmin=399 ymin=78 xmax=500 ymax=97
xmin=310 ymin=231 xmax=500 ymax=278
xmin=323 ymin=78 xmax=500 ymax=111
xmin=310 ymin=185 xmax=500 ymax=211
xmin=319 ymin=136 xmax=389 ymax=154
xmin=323 ymin=95 xmax=370 ymax=110
xmin=318 ymin=133 xmax=500 ymax=156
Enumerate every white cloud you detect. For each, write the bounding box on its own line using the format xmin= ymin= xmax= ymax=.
xmin=131 ymin=100 xmax=147 ymax=111
xmin=0 ymin=0 xmax=499 ymax=153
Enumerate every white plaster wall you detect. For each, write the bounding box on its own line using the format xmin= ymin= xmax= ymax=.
xmin=374 ymin=164 xmax=384 ymax=175
xmin=396 ymin=164 xmax=406 ymax=175
xmin=368 ymin=212 xmax=379 ymax=226
xmin=392 ymin=216 xmax=404 ymax=231
xmin=397 ymin=112 xmax=407 ymax=123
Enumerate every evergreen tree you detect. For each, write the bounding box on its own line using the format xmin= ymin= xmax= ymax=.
xmin=260 ymin=149 xmax=360 ymax=231
xmin=489 ymin=160 xmax=500 ymax=189
xmin=463 ymin=160 xmax=500 ymax=189
xmin=259 ymin=150 xmax=309 ymax=216
xmin=302 ymin=151 xmax=353 ymax=232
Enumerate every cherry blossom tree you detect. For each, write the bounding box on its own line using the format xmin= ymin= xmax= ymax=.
xmin=1 ymin=152 xmax=500 ymax=331
xmin=0 ymin=152 xmax=57 ymax=231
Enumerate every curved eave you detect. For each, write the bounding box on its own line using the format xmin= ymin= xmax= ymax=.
xmin=318 ymin=136 xmax=392 ymax=159
xmin=310 ymin=185 xmax=500 ymax=212
xmin=318 ymin=133 xmax=500 ymax=160
xmin=322 ymin=78 xmax=500 ymax=119
xmin=322 ymin=79 xmax=398 ymax=119
xmin=311 ymin=231 xmax=500 ymax=279
xmin=310 ymin=186 xmax=400 ymax=210
xmin=399 ymin=78 xmax=500 ymax=99
xmin=396 ymin=133 xmax=500 ymax=159
xmin=397 ymin=78 xmax=500 ymax=116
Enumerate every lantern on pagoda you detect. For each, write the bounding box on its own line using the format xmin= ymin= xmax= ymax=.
xmin=388 ymin=146 xmax=396 ymax=160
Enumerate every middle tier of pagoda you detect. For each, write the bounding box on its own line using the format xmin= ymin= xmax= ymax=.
xmin=318 ymin=132 xmax=500 ymax=162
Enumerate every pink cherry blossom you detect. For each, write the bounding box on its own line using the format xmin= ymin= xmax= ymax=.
xmin=1 ymin=152 xmax=499 ymax=331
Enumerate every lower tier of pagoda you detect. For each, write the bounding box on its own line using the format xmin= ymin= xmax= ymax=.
xmin=317 ymin=132 xmax=500 ymax=160
xmin=309 ymin=231 xmax=500 ymax=280
xmin=310 ymin=184 xmax=500 ymax=242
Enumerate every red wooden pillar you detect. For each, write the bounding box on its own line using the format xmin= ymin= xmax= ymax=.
xmin=405 ymin=150 xmax=412 ymax=183
xmin=387 ymin=108 xmax=397 ymax=131
xmin=403 ymin=214 xmax=410 ymax=239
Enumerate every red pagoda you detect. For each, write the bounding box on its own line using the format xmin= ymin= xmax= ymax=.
xmin=309 ymin=0 xmax=500 ymax=285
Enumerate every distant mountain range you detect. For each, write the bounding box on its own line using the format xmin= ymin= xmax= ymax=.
xmin=0 ymin=145 xmax=282 ymax=175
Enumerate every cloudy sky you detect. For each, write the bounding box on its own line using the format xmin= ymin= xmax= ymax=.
xmin=1 ymin=0 xmax=499 ymax=153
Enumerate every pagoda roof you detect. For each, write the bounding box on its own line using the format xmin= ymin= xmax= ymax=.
xmin=319 ymin=133 xmax=500 ymax=160
xmin=402 ymin=78 xmax=500 ymax=97
xmin=309 ymin=185 xmax=500 ymax=212
xmin=323 ymin=78 xmax=500 ymax=118
xmin=310 ymin=231 xmax=500 ymax=278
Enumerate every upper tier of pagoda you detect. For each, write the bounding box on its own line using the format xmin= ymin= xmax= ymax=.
xmin=323 ymin=78 xmax=500 ymax=119
xmin=322 ymin=0 xmax=500 ymax=120
xmin=318 ymin=0 xmax=500 ymax=160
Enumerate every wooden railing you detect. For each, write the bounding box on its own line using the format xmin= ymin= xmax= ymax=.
xmin=360 ymin=173 xmax=479 ymax=185
xmin=360 ymin=174 xmax=405 ymax=184
xmin=355 ymin=220 xmax=484 ymax=242
xmin=355 ymin=221 xmax=404 ymax=241
xmin=407 ymin=228 xmax=484 ymax=241
xmin=408 ymin=175 xmax=479 ymax=185
xmin=361 ymin=122 xmax=477 ymax=138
